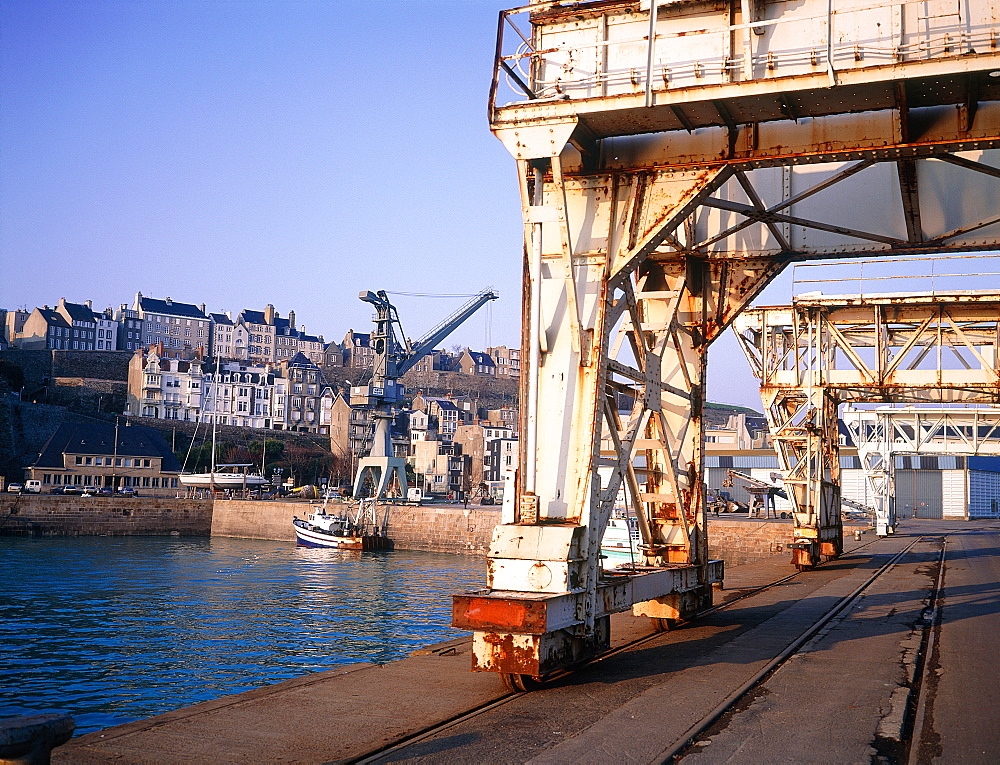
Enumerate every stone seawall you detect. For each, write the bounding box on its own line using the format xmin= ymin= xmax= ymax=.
xmin=210 ymin=500 xmax=302 ymax=541
xmin=0 ymin=495 xmax=213 ymax=536
xmin=210 ymin=500 xmax=501 ymax=555
xmin=388 ymin=504 xmax=502 ymax=555
xmin=3 ymin=496 xmax=844 ymax=566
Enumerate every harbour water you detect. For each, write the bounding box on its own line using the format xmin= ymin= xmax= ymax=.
xmin=0 ymin=536 xmax=485 ymax=736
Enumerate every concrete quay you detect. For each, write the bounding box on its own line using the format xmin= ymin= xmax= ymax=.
xmin=52 ymin=519 xmax=999 ymax=764
xmin=2 ymin=495 xmax=806 ymax=566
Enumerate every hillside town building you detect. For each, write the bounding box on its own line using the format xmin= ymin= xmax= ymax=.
xmin=27 ymin=421 xmax=183 ymax=496
xmin=133 ymin=293 xmax=211 ymax=353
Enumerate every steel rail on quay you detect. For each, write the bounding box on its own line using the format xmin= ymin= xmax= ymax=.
xmin=353 ymin=532 xmax=942 ymax=764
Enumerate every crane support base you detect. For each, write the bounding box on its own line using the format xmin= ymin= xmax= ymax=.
xmin=454 ymin=561 xmax=722 ymax=675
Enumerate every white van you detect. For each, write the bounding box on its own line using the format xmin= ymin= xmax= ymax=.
xmin=24 ymin=480 xmax=42 ymax=494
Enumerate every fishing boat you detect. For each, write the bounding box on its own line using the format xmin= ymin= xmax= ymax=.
xmin=292 ymin=499 xmax=393 ymax=551
xmin=178 ymin=464 xmax=269 ymax=489
xmin=600 ymin=514 xmax=642 ymax=568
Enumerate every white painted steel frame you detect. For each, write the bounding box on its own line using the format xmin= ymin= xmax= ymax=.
xmin=844 ymin=405 xmax=1000 ymax=532
xmin=461 ymin=0 xmax=1000 ymax=678
xmin=736 ymin=296 xmax=1000 ymax=542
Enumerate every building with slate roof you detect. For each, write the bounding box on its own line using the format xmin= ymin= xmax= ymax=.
xmin=15 ymin=306 xmax=73 ymax=349
xmin=27 ymin=421 xmax=183 ymax=496
xmin=459 ymin=349 xmax=497 ymax=376
xmin=342 ymin=330 xmax=374 ymax=369
xmin=14 ymin=298 xmax=106 ymax=350
xmin=276 ymin=352 xmax=333 ymax=433
xmin=133 ymin=293 xmax=210 ymax=353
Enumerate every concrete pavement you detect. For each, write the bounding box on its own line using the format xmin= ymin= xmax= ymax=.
xmin=54 ymin=523 xmax=1000 ymax=764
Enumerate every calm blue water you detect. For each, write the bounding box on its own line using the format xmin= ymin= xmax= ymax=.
xmin=0 ymin=536 xmax=484 ymax=736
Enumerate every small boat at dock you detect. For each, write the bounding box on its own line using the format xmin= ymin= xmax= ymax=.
xmin=292 ymin=500 xmax=393 ymax=551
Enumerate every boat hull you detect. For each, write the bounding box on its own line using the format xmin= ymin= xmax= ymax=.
xmin=179 ymin=473 xmax=269 ymax=488
xmin=292 ymin=520 xmax=393 ymax=551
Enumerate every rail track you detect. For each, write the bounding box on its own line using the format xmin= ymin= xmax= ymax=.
xmin=353 ymin=536 xmax=943 ymax=764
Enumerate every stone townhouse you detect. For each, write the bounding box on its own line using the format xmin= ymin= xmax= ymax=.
xmin=323 ymin=341 xmax=344 ymax=369
xmin=115 ymin=307 xmax=144 ymax=352
xmin=232 ymin=305 xmax=325 ymax=365
xmin=238 ymin=307 xmax=279 ymax=365
xmin=128 ymin=347 xmax=280 ymax=429
xmin=133 ymin=293 xmax=210 ymax=353
xmin=411 ymin=394 xmax=470 ymax=442
xmin=209 ymin=313 xmax=237 ymax=359
xmin=15 ymin=298 xmax=101 ymax=350
xmin=15 ymin=306 xmax=73 ymax=349
xmin=93 ymin=307 xmax=118 ymax=350
xmin=277 ymin=352 xmax=333 ymax=434
xmin=454 ymin=422 xmax=517 ymax=489
xmin=342 ymin=330 xmax=375 ymax=369
xmin=200 ymin=360 xmax=279 ymax=429
xmin=487 ymin=345 xmax=521 ymax=378
xmin=459 ymin=349 xmax=497 ymax=376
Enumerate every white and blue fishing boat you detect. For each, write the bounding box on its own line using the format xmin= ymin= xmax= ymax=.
xmin=600 ymin=514 xmax=642 ymax=568
xmin=292 ymin=499 xmax=393 ymax=551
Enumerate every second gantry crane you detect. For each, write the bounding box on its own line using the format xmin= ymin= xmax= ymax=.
xmin=350 ymin=288 xmax=498 ymax=500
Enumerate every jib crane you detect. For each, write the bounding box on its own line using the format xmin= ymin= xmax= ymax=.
xmin=350 ymin=288 xmax=498 ymax=500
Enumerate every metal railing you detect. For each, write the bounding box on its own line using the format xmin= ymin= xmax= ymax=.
xmin=790 ymin=253 xmax=1000 ymax=299
xmin=491 ymin=0 xmax=997 ymax=109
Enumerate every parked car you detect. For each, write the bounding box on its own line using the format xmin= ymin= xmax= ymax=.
xmin=116 ymin=487 xmax=138 ymax=497
xmin=96 ymin=487 xmax=115 ymax=496
xmin=81 ymin=486 xmax=98 ymax=496
xmin=6 ymin=483 xmax=23 ymax=493
xmin=53 ymin=485 xmax=83 ymax=496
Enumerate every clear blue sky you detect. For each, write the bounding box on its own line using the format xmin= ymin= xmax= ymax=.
xmin=2 ymin=0 xmax=520 ymax=347
xmin=3 ymin=1 xmax=995 ymax=410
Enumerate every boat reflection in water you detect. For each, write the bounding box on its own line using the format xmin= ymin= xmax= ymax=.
xmin=0 ymin=536 xmax=483 ymax=736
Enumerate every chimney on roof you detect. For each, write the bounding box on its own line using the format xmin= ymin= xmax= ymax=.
xmin=85 ymin=300 xmax=92 ymax=309
xmin=265 ymin=304 xmax=276 ymax=325
xmin=165 ymin=297 xmax=172 ymax=305
xmin=199 ymin=303 xmax=206 ymax=314
xmin=288 ymin=310 xmax=295 ymax=329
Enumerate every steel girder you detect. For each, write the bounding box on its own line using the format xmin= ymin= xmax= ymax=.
xmin=736 ymin=295 xmax=1000 ymax=550
xmin=844 ymin=405 xmax=1000 ymax=532
xmin=456 ymin=0 xmax=1000 ymax=681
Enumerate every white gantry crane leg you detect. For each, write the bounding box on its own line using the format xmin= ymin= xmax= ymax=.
xmin=455 ymin=0 xmax=1000 ymax=684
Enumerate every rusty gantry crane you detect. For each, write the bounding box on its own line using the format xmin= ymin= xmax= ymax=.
xmin=735 ymin=292 xmax=1000 ymax=552
xmin=452 ymin=0 xmax=1000 ymax=686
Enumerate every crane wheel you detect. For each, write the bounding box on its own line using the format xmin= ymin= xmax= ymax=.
xmin=651 ymin=617 xmax=677 ymax=632
xmin=500 ymin=673 xmax=545 ymax=692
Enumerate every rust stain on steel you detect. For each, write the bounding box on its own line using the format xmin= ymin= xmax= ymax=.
xmin=473 ymin=632 xmax=539 ymax=675
xmin=452 ymin=595 xmax=548 ymax=634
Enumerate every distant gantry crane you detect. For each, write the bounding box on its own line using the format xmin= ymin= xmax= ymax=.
xmin=350 ymin=288 xmax=498 ymax=500
xmin=452 ymin=0 xmax=1000 ymax=687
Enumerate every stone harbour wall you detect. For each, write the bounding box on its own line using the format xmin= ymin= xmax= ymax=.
xmin=387 ymin=504 xmax=502 ymax=555
xmin=210 ymin=500 xmax=301 ymax=542
xmin=0 ymin=495 xmax=213 ymax=536
xmin=210 ymin=500 xmax=501 ymax=555
xmin=4 ymin=496 xmax=849 ymax=567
